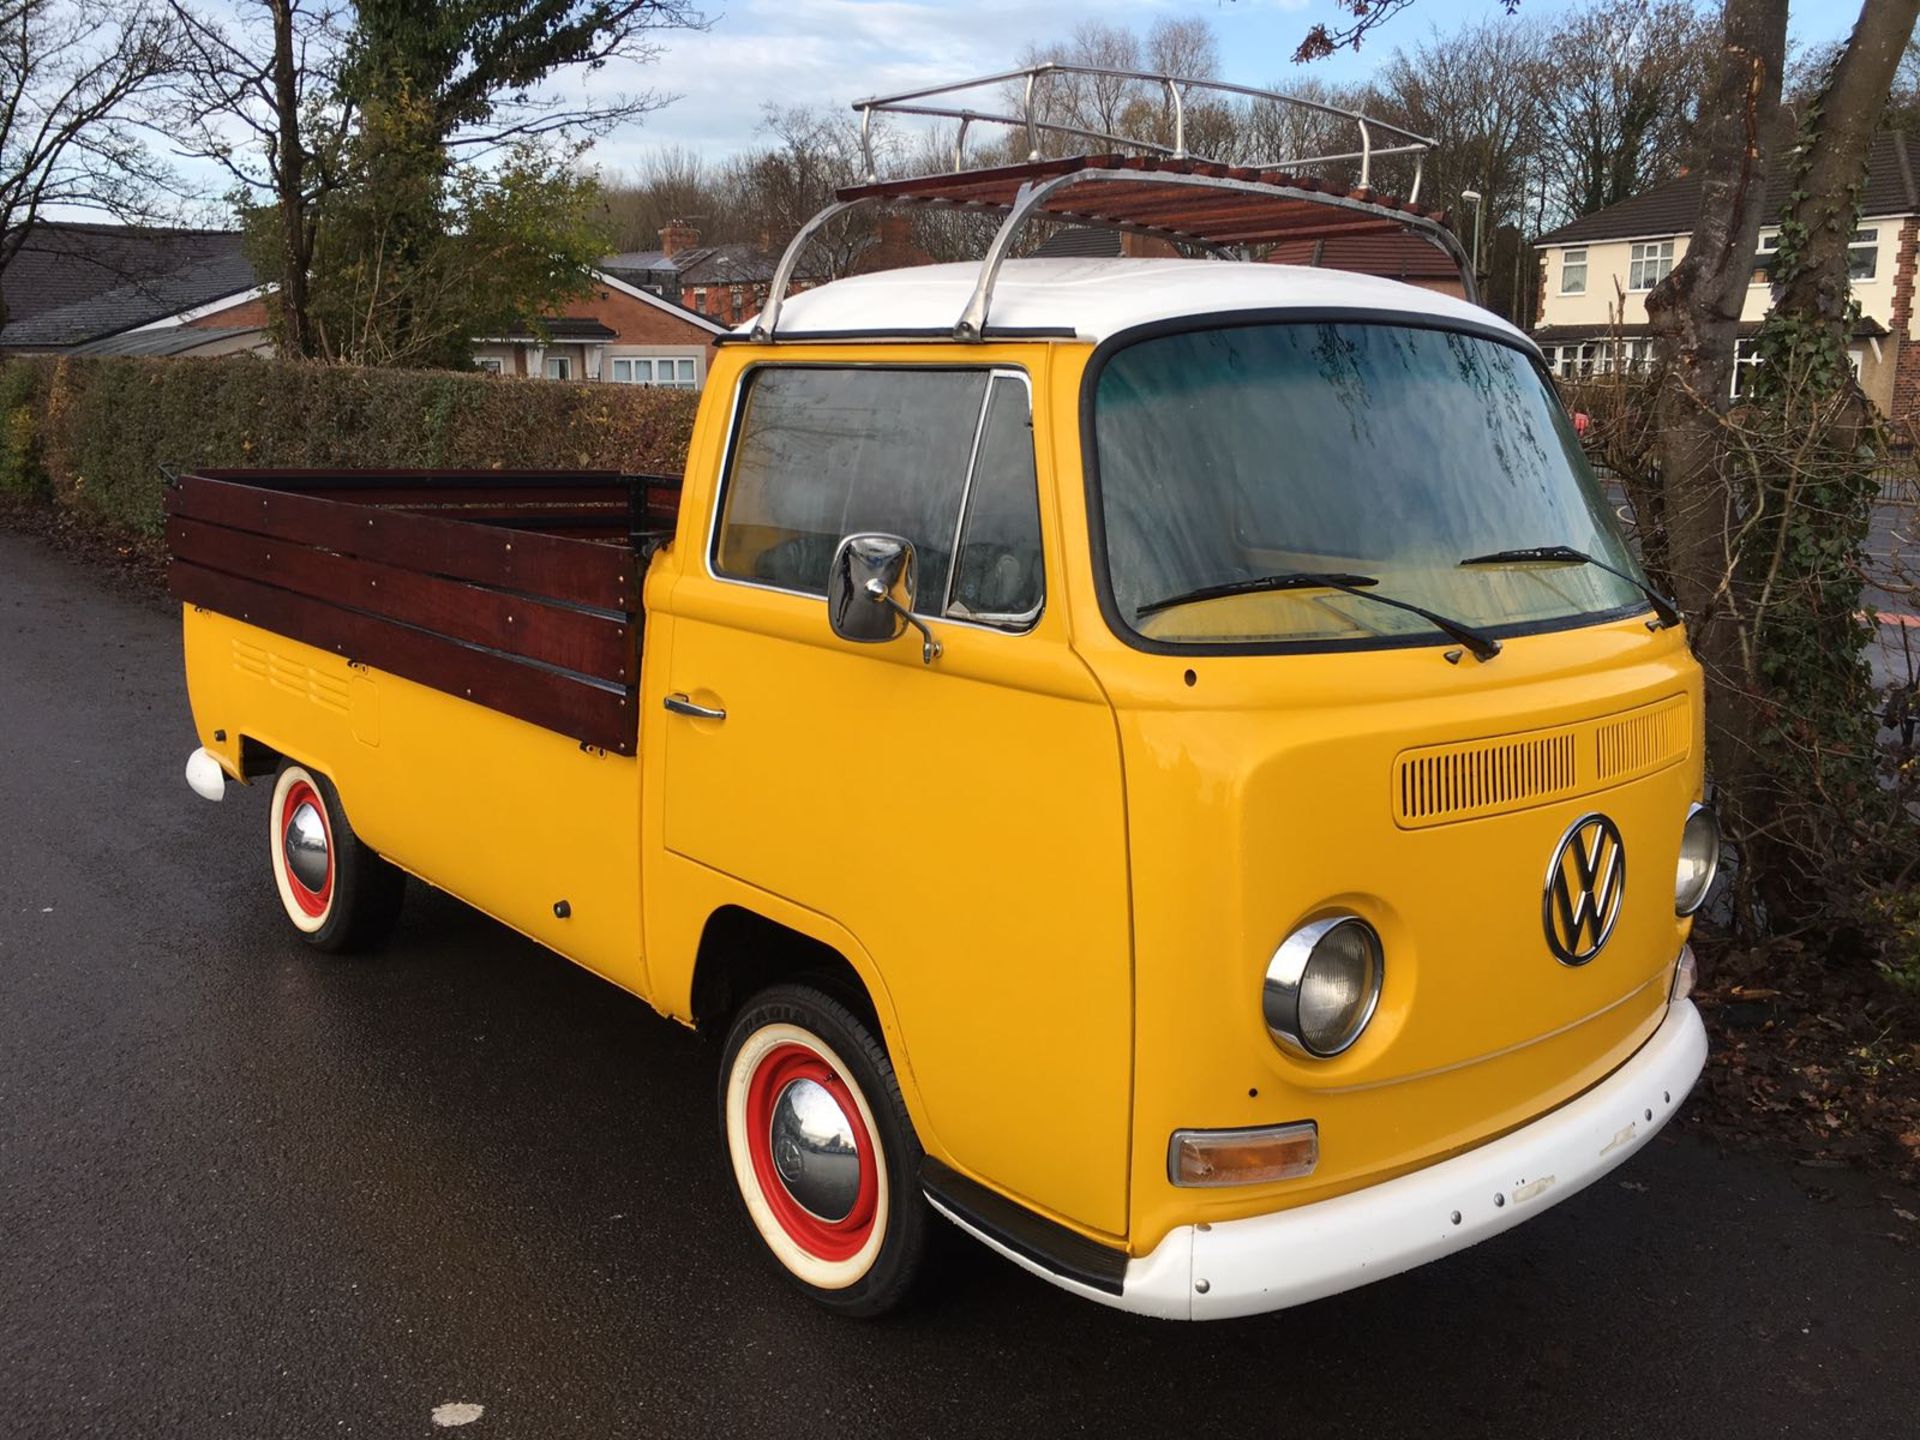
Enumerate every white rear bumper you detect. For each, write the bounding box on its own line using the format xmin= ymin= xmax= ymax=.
xmin=942 ymin=998 xmax=1708 ymax=1320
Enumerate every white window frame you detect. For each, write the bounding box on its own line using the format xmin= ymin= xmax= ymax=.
xmin=545 ymin=356 xmax=571 ymax=380
xmin=1560 ymin=248 xmax=1588 ymax=295
xmin=1753 ymin=227 xmax=1881 ymax=285
xmin=1628 ymin=240 xmax=1675 ymax=292
xmin=475 ymin=357 xmax=504 ymax=376
xmin=605 ymin=353 xmax=701 ymax=389
xmin=1731 ymin=339 xmax=1762 ymax=399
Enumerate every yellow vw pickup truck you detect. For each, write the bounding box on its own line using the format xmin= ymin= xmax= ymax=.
xmin=173 ymin=145 xmax=1716 ymax=1322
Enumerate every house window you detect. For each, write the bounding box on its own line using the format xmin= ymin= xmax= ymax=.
xmin=1628 ymin=240 xmax=1675 ymax=291
xmin=608 ymin=356 xmax=699 ymax=388
xmin=476 ymin=357 xmax=503 ymax=375
xmin=1627 ymin=338 xmax=1654 ymax=371
xmin=693 ymin=287 xmax=708 ymax=313
xmin=1851 ymin=228 xmax=1879 ymax=280
xmin=1549 ymin=341 xmax=1598 ymax=379
xmin=1732 ymin=339 xmax=1763 ymax=398
xmin=545 ymin=356 xmax=572 ymax=380
xmin=1755 ymin=227 xmax=1879 ymax=282
xmin=1560 ymin=249 xmax=1587 ymax=295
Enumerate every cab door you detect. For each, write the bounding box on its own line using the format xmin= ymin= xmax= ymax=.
xmin=657 ymin=357 xmax=1134 ymax=1238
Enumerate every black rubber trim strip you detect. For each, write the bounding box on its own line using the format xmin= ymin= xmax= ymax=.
xmin=921 ymin=1158 xmax=1129 ymax=1295
xmin=715 ymin=326 xmax=1078 ymax=345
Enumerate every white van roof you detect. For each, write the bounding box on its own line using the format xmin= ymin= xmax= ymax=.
xmin=747 ymin=257 xmax=1531 ymax=349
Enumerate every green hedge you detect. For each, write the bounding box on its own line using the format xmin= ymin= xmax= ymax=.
xmin=0 ymin=360 xmax=51 ymax=500
xmin=0 ymin=354 xmax=702 ymax=535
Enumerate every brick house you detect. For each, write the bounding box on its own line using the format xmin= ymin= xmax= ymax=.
xmin=601 ymin=215 xmax=933 ymax=329
xmin=1531 ymin=133 xmax=1919 ymax=420
xmin=1026 ymin=226 xmax=1467 ymax=298
xmin=470 ymin=269 xmax=727 ymax=386
xmin=0 ymin=222 xmax=269 ymax=356
xmin=1265 ymin=233 xmax=1469 ymax=298
xmin=601 ymin=222 xmax=808 ymax=330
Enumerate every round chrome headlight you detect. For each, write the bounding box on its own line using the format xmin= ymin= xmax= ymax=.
xmin=1674 ymin=804 xmax=1721 ymax=916
xmin=1264 ymin=916 xmax=1384 ymax=1059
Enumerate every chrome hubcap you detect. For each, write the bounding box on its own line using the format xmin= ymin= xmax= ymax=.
xmin=768 ymin=1077 xmax=861 ymax=1222
xmin=284 ymin=801 xmax=330 ymax=892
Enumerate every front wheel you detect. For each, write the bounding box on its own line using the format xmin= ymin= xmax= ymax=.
xmin=719 ymin=982 xmax=931 ymax=1316
xmin=267 ymin=762 xmax=404 ymax=952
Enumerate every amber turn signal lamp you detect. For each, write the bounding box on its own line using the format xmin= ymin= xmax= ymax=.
xmin=1169 ymin=1121 xmax=1319 ymax=1187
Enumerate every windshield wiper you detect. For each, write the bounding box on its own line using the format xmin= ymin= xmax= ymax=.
xmin=1137 ymin=571 xmax=1503 ymax=662
xmin=1457 ymin=545 xmax=1681 ymax=629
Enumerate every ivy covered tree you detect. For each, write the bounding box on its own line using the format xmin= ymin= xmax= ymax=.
xmin=175 ymin=0 xmax=703 ymax=361
xmin=276 ymin=119 xmax=610 ymax=367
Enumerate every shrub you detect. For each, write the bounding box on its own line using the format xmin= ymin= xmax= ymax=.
xmin=0 ymin=361 xmax=50 ymax=499
xmin=2 ymin=354 xmax=702 ymax=536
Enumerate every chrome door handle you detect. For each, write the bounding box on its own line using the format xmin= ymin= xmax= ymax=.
xmin=663 ymin=693 xmax=726 ymax=721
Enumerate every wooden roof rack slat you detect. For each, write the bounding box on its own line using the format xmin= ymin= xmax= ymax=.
xmin=750 ymin=66 xmax=1473 ymax=342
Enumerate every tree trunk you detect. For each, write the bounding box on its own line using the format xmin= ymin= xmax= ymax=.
xmin=269 ymin=0 xmax=314 ymax=359
xmin=1772 ymin=0 xmax=1920 ymax=383
xmin=1643 ymin=0 xmax=1787 ymax=926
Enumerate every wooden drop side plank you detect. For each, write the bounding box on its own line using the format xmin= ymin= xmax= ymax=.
xmin=167 ymin=516 xmax=636 ymax=683
xmin=165 ymin=475 xmax=637 ymax=613
xmin=171 ymin=559 xmax=638 ymax=755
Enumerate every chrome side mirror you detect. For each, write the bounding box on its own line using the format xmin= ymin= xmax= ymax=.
xmin=827 ymin=533 xmax=942 ymax=664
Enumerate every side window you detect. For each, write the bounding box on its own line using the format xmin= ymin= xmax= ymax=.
xmin=948 ymin=375 xmax=1043 ymax=622
xmin=715 ymin=367 xmax=1043 ymax=629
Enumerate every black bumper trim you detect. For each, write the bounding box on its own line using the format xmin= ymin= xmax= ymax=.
xmin=920 ymin=1158 xmax=1129 ymax=1295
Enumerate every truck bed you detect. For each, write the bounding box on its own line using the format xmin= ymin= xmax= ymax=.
xmin=165 ymin=469 xmax=680 ymax=756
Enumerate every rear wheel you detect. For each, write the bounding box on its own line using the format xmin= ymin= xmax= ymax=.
xmin=267 ymin=762 xmax=404 ymax=952
xmin=719 ymin=982 xmax=930 ymax=1316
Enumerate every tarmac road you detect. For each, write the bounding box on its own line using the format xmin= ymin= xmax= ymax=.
xmin=2 ymin=527 xmax=1917 ymax=1439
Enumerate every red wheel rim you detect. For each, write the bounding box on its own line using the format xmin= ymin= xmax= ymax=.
xmin=279 ymin=779 xmax=333 ymax=917
xmin=743 ymin=1042 xmax=879 ymax=1262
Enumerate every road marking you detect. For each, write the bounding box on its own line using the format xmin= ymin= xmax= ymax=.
xmin=432 ymin=1402 xmax=484 ymax=1428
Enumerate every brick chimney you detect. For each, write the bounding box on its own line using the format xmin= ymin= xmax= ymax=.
xmin=659 ymin=219 xmax=700 ymax=257
xmin=877 ymin=213 xmax=913 ymax=249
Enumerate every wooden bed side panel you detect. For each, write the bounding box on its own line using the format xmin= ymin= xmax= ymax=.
xmin=167 ymin=516 xmax=636 ymax=683
xmin=190 ymin=467 xmax=684 ymax=543
xmin=171 ymin=559 xmax=638 ymax=755
xmin=165 ymin=474 xmax=639 ymax=613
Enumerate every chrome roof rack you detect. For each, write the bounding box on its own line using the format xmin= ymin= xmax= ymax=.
xmin=750 ymin=64 xmax=1470 ymax=342
xmin=855 ymin=64 xmax=1438 ymax=196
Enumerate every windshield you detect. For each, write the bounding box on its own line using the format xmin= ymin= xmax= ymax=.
xmin=1091 ymin=321 xmax=1648 ymax=649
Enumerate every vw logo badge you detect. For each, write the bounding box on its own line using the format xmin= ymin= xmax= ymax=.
xmin=1543 ymin=813 xmax=1626 ymax=965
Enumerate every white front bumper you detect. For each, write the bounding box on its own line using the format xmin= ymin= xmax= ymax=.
xmin=945 ymin=998 xmax=1708 ymax=1321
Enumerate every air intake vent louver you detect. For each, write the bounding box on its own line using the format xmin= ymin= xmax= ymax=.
xmin=1397 ymin=732 xmax=1580 ymax=827
xmin=1394 ymin=696 xmax=1690 ymax=828
xmin=1596 ymin=697 xmax=1691 ymax=783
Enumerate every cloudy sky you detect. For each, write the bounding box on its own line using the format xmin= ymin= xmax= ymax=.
xmin=589 ymin=0 xmax=1864 ymax=175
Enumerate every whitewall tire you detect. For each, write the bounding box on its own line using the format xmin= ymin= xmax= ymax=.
xmin=264 ymin=761 xmax=405 ymax=953
xmin=719 ymin=983 xmax=930 ymax=1315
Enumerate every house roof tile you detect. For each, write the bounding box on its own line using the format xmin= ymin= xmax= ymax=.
xmin=599 ymin=240 xmax=823 ymax=289
xmin=69 ymin=325 xmax=267 ymax=356
xmin=1 ymin=224 xmax=256 ymax=348
xmin=1536 ymin=134 xmax=1920 ymax=247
